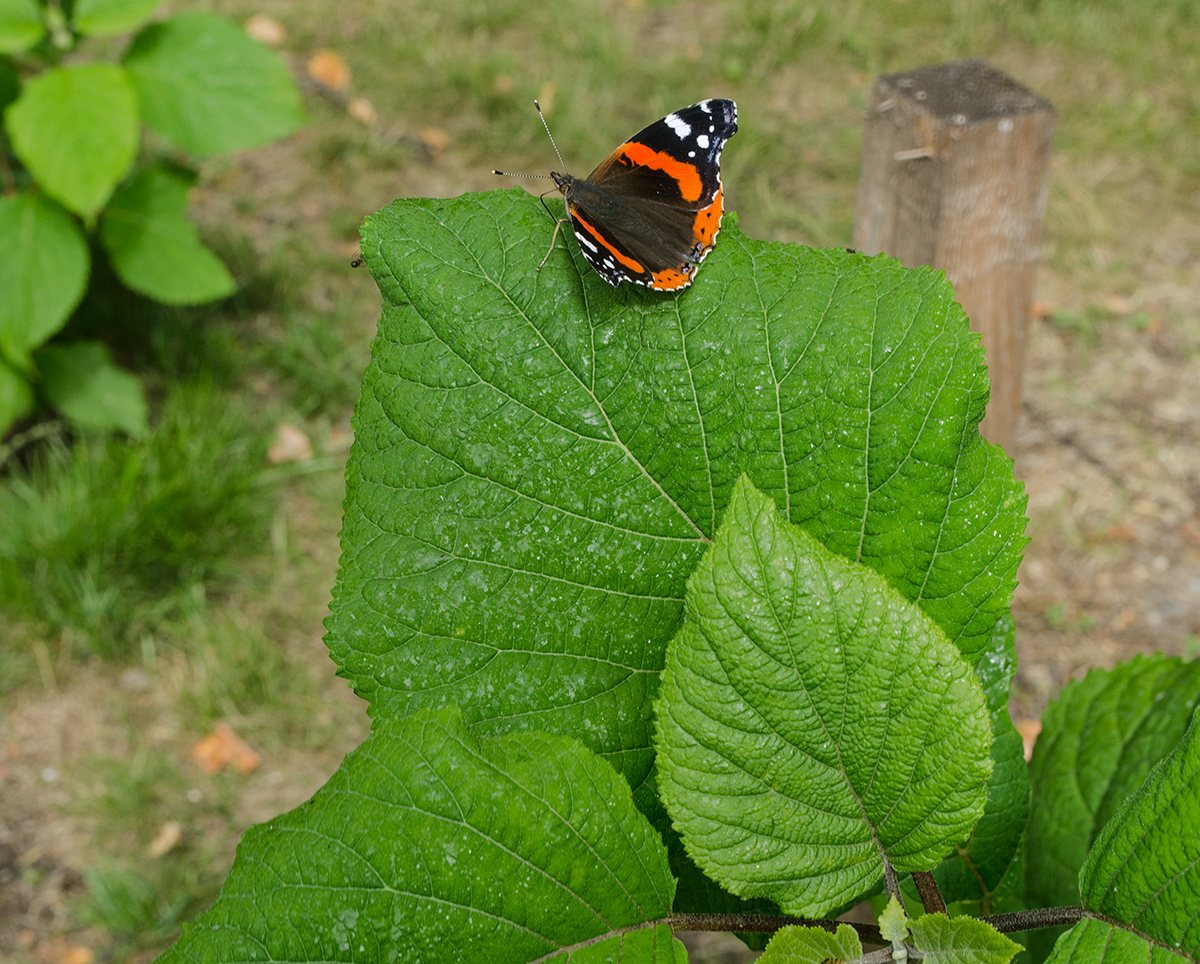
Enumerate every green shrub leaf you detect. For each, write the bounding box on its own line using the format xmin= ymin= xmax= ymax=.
xmin=908 ymin=914 xmax=1021 ymax=963
xmin=1079 ymin=710 xmax=1200 ymax=956
xmin=0 ymin=354 xmax=34 ymax=436
xmin=4 ymin=63 xmax=138 ymax=219
xmin=0 ymin=0 xmax=43 ymax=53
xmin=123 ymin=12 xmax=304 ymax=157
xmin=72 ymin=0 xmax=165 ymax=37
xmin=36 ymin=341 xmax=147 ymax=436
xmin=1044 ymin=919 xmax=1188 ymax=964
xmin=654 ymin=476 xmax=992 ymax=916
xmin=759 ymin=923 xmax=863 ymax=964
xmin=1026 ymin=656 xmax=1200 ymax=913
xmin=99 ymin=163 xmax=236 ymax=305
xmin=0 ymin=192 xmax=90 ymax=369
xmin=157 ymin=707 xmax=677 ymax=964
xmin=329 ymin=188 xmax=1026 ymax=810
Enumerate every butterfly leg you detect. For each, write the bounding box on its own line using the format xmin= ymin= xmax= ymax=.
xmin=538 ymin=217 xmax=568 ymax=272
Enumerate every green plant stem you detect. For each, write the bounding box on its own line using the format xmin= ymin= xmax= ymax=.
xmin=911 ymin=870 xmax=946 ymax=914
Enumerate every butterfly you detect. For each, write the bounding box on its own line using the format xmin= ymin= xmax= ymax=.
xmin=497 ymin=99 xmax=738 ymax=291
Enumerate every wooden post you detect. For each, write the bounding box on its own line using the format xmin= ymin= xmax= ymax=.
xmin=853 ymin=59 xmax=1056 ymax=451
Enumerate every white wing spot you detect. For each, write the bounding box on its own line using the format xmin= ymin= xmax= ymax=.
xmin=574 ymin=231 xmax=599 ymax=253
xmin=695 ymin=134 xmax=710 ymax=149
xmin=665 ymin=113 xmax=692 ymax=139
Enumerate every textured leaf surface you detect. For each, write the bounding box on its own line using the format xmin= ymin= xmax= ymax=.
xmin=758 ymin=923 xmax=862 ymax=964
xmin=0 ymin=192 xmax=89 ymax=369
xmin=1026 ymin=656 xmax=1200 ymax=914
xmin=37 ymin=341 xmax=147 ymax=435
xmin=1044 ymin=920 xmax=1189 ymax=964
xmin=99 ymin=163 xmax=236 ymax=305
xmin=328 ymin=189 xmax=1026 ymax=802
xmin=158 ymin=707 xmax=676 ymax=964
xmin=123 ymin=13 xmax=304 ymax=156
xmin=654 ymin=477 xmax=992 ymax=916
xmin=0 ymin=0 xmax=42 ymax=53
xmin=1080 ymin=711 xmax=1200 ymax=957
xmin=908 ymin=914 xmax=1021 ymax=963
xmin=73 ymin=0 xmax=165 ymax=36
xmin=4 ymin=64 xmax=137 ymax=218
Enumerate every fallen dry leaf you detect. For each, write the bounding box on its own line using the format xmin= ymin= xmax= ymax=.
xmin=148 ymin=820 xmax=183 ymax=857
xmin=268 ymin=422 xmax=313 ymax=464
xmin=1015 ymin=718 xmax=1042 ymax=761
xmin=307 ymin=49 xmax=351 ymax=92
xmin=348 ymin=96 xmax=378 ymax=126
xmin=192 ymin=723 xmax=261 ymax=775
xmin=419 ymin=127 xmax=452 ymax=158
xmin=244 ymin=13 xmax=286 ymax=46
xmin=33 ymin=939 xmax=94 ymax=964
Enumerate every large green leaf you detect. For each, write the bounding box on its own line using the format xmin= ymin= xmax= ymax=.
xmin=73 ymin=0 xmax=165 ymax=36
xmin=123 ymin=12 xmax=304 ymax=157
xmin=4 ymin=63 xmax=138 ymax=219
xmin=1079 ymin=711 xmax=1200 ymax=957
xmin=99 ymin=163 xmax=236 ymax=305
xmin=0 ymin=0 xmax=43 ymax=53
xmin=36 ymin=341 xmax=148 ymax=436
xmin=0 ymin=192 xmax=90 ymax=369
xmin=328 ymin=189 xmax=1027 ymax=803
xmin=654 ymin=476 xmax=992 ymax=916
xmin=157 ymin=707 xmax=680 ymax=964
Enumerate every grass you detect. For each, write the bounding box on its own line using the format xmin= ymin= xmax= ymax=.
xmin=0 ymin=380 xmax=271 ymax=663
xmin=4 ymin=0 xmax=1200 ymax=959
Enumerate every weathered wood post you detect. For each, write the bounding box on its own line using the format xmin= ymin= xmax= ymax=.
xmin=853 ymin=59 xmax=1056 ymax=451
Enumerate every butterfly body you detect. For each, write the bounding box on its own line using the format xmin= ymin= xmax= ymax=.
xmin=548 ymin=98 xmax=737 ymax=291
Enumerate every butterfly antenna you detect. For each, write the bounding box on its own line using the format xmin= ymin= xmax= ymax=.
xmin=491 ymin=100 xmax=569 ymax=180
xmin=533 ymin=100 xmax=568 ymax=171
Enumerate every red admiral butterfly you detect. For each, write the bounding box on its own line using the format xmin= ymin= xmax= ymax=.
xmin=497 ymin=99 xmax=738 ymax=291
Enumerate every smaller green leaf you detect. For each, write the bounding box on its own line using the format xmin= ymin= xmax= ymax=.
xmin=99 ymin=163 xmax=236 ymax=305
xmin=759 ymin=923 xmax=863 ymax=964
xmin=909 ymin=914 xmax=1021 ymax=964
xmin=0 ymin=0 xmax=43 ymax=53
xmin=73 ymin=0 xmax=165 ymax=36
xmin=1026 ymin=656 xmax=1200 ymax=922
xmin=123 ymin=12 xmax=304 ymax=157
xmin=1079 ymin=711 xmax=1200 ymax=956
xmin=4 ymin=64 xmax=138 ymax=219
xmin=880 ymin=896 xmax=909 ymax=945
xmin=655 ymin=476 xmax=993 ymax=918
xmin=935 ymin=615 xmax=1029 ymax=909
xmin=0 ymin=58 xmax=21 ymax=111
xmin=1044 ymin=919 xmax=1188 ymax=964
xmin=37 ymin=341 xmax=147 ymax=436
xmin=0 ymin=354 xmax=34 ymax=436
xmin=0 ymin=192 xmax=90 ymax=369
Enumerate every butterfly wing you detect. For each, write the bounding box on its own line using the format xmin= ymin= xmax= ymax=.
xmin=563 ymin=99 xmax=737 ymax=290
